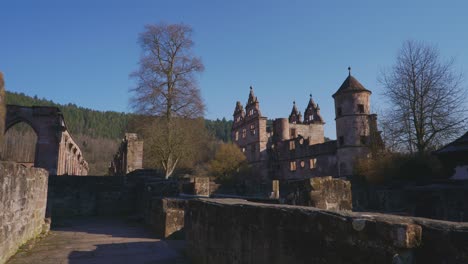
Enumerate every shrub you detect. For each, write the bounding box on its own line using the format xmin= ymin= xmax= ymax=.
xmin=354 ymin=152 xmax=444 ymax=184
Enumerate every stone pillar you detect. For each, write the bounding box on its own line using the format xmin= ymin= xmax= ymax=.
xmin=271 ymin=180 xmax=280 ymax=199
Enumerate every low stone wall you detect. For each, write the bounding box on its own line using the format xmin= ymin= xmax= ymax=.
xmin=0 ymin=162 xmax=49 ymax=264
xmin=48 ymin=176 xmax=133 ymax=218
xmin=353 ymin=181 xmax=468 ymax=222
xmin=281 ymin=176 xmax=352 ymax=210
xmin=185 ymin=198 xmax=468 ymax=264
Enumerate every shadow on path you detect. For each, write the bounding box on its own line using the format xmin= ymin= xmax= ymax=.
xmin=7 ymin=217 xmax=189 ymax=264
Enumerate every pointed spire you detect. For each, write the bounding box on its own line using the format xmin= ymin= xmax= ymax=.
xmin=247 ymin=86 xmax=257 ymax=105
xmin=333 ymin=67 xmax=371 ymax=98
xmin=233 ymin=101 xmax=245 ymax=116
xmin=289 ymin=100 xmax=301 ymax=123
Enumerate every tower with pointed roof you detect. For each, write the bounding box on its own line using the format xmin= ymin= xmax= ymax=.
xmin=288 ymin=101 xmax=302 ymax=124
xmin=333 ymin=67 xmax=373 ymax=178
xmin=231 ymin=86 xmax=269 ymax=180
xmin=304 ymin=94 xmax=324 ymax=124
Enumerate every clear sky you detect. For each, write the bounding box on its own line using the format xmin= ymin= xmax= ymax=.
xmin=2 ymin=0 xmax=468 ymax=138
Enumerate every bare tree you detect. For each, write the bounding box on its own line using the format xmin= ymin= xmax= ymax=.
xmin=380 ymin=40 xmax=467 ymax=154
xmin=130 ymin=23 xmax=204 ymax=119
xmin=130 ymin=23 xmax=205 ymax=178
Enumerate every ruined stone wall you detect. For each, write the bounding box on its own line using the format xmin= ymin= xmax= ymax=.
xmin=280 ymin=176 xmax=352 ymax=210
xmin=109 ymin=133 xmax=143 ymax=176
xmin=271 ymin=140 xmax=337 ymax=179
xmin=353 ymin=182 xmax=468 ymax=222
xmin=0 ymin=162 xmax=49 ymax=264
xmin=186 ymin=198 xmax=468 ymax=264
xmin=288 ymin=122 xmax=324 ymax=145
xmin=47 ymin=176 xmax=133 ymax=217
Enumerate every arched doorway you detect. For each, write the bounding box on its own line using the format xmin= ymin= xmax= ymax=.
xmin=0 ymin=121 xmax=38 ymax=167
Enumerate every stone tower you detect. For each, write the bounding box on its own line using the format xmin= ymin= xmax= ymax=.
xmin=333 ymin=68 xmax=372 ymax=178
xmin=231 ymin=86 xmax=268 ymax=179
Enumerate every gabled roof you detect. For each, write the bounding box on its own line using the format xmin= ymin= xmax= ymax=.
xmin=434 ymin=132 xmax=468 ymax=155
xmin=332 ymin=69 xmax=371 ymax=98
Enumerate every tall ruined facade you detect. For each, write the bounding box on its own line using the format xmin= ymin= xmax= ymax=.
xmin=232 ymin=69 xmax=380 ymax=180
xmin=231 ymin=87 xmax=269 ymax=179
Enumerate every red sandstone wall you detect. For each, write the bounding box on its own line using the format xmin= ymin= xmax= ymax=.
xmin=0 ymin=162 xmax=49 ymax=264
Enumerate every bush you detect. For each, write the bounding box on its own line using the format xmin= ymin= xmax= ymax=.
xmin=209 ymin=143 xmax=250 ymax=183
xmin=354 ymin=152 xmax=444 ymax=184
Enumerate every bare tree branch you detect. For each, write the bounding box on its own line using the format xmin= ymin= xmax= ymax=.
xmin=379 ymin=40 xmax=468 ymax=154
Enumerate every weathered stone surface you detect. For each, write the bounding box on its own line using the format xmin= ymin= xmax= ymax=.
xmin=109 ymin=133 xmax=143 ymax=176
xmin=0 ymin=73 xmax=6 ymax=146
xmin=0 ymin=162 xmax=49 ymax=264
xmin=48 ymin=176 xmax=132 ymax=218
xmin=180 ymin=176 xmax=210 ymax=196
xmin=281 ymin=176 xmax=352 ymax=210
xmin=5 ymin=105 xmax=88 ymax=175
xmin=353 ymin=181 xmax=468 ymax=222
xmin=185 ymin=198 xmax=468 ymax=264
xmin=147 ymin=198 xmax=188 ymax=238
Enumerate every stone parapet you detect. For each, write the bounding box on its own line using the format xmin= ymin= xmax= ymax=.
xmin=185 ymin=198 xmax=468 ymax=264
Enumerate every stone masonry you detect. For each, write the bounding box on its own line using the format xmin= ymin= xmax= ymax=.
xmin=0 ymin=162 xmax=49 ymax=264
xmin=109 ymin=133 xmax=143 ymax=176
xmin=5 ymin=105 xmax=88 ymax=175
xmin=0 ymin=73 xmax=6 ymax=145
xmin=232 ymin=68 xmax=381 ymax=180
xmin=281 ymin=176 xmax=352 ymax=210
xmin=186 ymin=198 xmax=468 ymax=264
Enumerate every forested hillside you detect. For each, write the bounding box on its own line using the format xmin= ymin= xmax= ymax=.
xmin=6 ymin=92 xmax=130 ymax=139
xmin=3 ymin=92 xmax=233 ymax=174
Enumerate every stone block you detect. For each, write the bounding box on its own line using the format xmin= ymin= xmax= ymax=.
xmin=149 ymin=198 xmax=187 ymax=239
xmin=282 ymin=176 xmax=352 ymax=210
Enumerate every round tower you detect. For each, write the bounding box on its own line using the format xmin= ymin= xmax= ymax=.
xmin=333 ymin=67 xmax=372 ymax=178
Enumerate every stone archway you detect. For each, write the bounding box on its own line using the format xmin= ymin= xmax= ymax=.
xmin=5 ymin=105 xmax=88 ymax=175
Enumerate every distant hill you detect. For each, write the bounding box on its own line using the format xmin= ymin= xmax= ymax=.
xmin=6 ymin=92 xmax=130 ymax=139
xmin=4 ymin=91 xmax=233 ymax=174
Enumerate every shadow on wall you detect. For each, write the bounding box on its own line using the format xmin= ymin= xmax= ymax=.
xmin=68 ymin=241 xmax=188 ymax=264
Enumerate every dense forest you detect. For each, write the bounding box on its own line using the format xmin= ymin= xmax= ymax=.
xmin=1 ymin=92 xmax=233 ymax=174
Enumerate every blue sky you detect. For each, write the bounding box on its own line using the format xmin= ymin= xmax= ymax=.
xmin=2 ymin=0 xmax=468 ymax=138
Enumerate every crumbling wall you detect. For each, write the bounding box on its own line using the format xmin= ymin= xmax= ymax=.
xmin=109 ymin=133 xmax=143 ymax=176
xmin=0 ymin=162 xmax=49 ymax=264
xmin=185 ymin=198 xmax=468 ymax=264
xmin=281 ymin=176 xmax=352 ymax=210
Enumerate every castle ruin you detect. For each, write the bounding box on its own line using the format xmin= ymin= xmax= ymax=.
xmin=232 ymin=68 xmax=380 ymax=179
